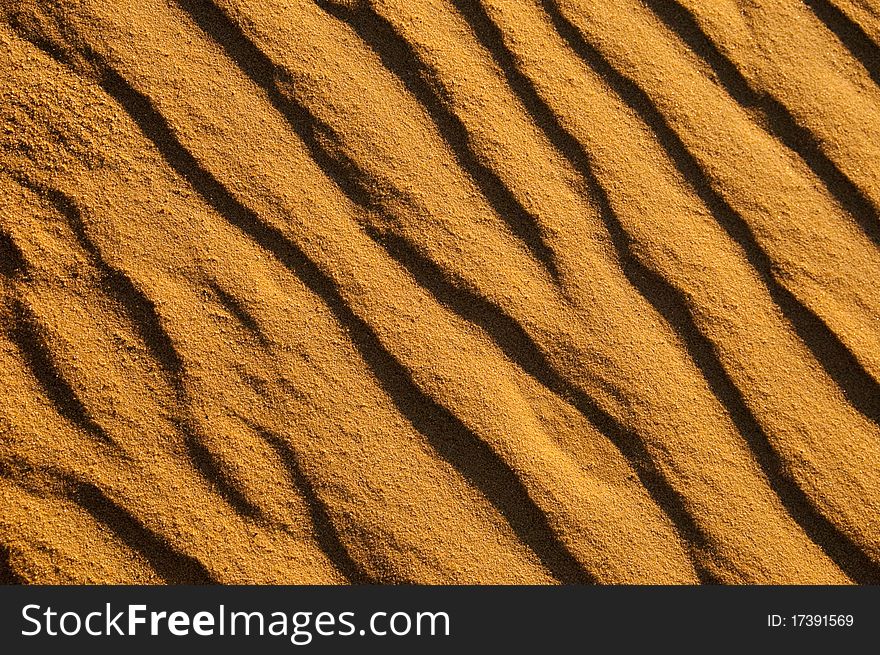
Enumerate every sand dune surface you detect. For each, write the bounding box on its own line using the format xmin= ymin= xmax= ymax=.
xmin=1 ymin=0 xmax=879 ymax=584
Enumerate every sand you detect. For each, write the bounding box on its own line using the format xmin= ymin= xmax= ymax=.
xmin=0 ymin=0 xmax=878 ymax=584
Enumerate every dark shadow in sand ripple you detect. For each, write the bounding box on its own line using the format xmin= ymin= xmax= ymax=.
xmin=803 ymin=0 xmax=880 ymax=88
xmin=0 ymin=229 xmax=27 ymax=279
xmin=5 ymin=299 xmax=115 ymax=447
xmin=250 ymin=422 xmax=372 ymax=584
xmin=0 ymin=544 xmax=23 ymax=584
xmin=66 ymin=476 xmax=216 ymax=584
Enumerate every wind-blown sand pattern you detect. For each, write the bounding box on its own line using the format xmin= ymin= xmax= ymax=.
xmin=1 ymin=0 xmax=878 ymax=584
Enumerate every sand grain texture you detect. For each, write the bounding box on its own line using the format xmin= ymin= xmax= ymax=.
xmin=0 ymin=0 xmax=878 ymax=584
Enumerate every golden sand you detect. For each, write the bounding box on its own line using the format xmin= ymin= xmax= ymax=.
xmin=1 ymin=0 xmax=878 ymax=584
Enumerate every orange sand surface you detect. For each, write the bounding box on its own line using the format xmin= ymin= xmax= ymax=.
xmin=1 ymin=0 xmax=879 ymax=584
